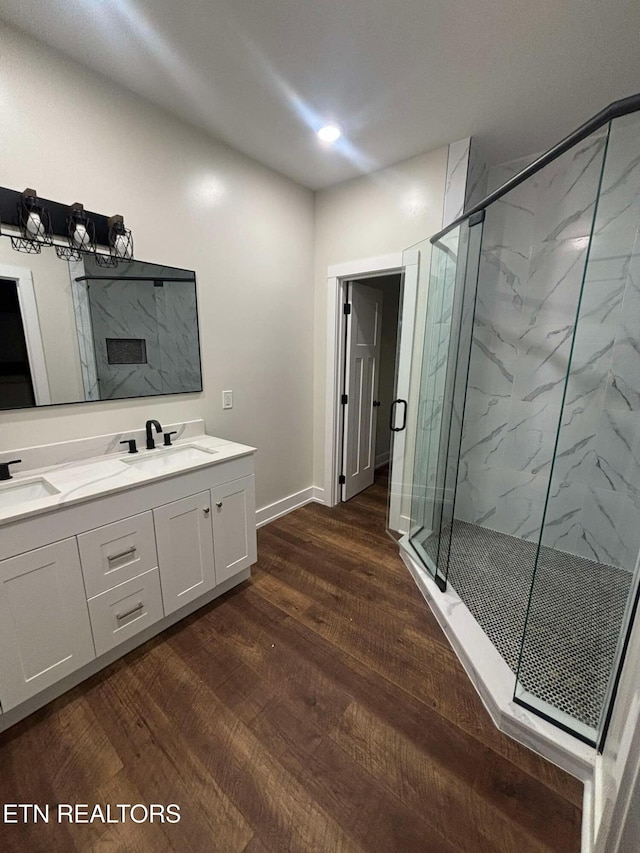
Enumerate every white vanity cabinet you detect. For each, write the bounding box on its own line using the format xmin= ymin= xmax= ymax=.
xmin=0 ymin=441 xmax=257 ymax=730
xmin=154 ymin=477 xmax=257 ymax=614
xmin=210 ymin=475 xmax=256 ymax=584
xmin=0 ymin=538 xmax=96 ymax=711
xmin=154 ymin=491 xmax=216 ymax=615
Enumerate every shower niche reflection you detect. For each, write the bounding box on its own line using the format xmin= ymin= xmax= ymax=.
xmin=0 ymin=239 xmax=202 ymax=409
xmin=77 ymin=255 xmax=201 ymax=402
xmin=404 ymin=106 xmax=640 ymax=745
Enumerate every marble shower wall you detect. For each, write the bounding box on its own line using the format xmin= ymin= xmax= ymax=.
xmin=89 ymin=278 xmax=165 ymax=399
xmin=84 ymin=259 xmax=200 ymax=401
xmin=544 ymin=113 xmax=640 ymax=571
xmin=465 ymin=139 xmax=489 ymax=211
xmin=156 ymin=282 xmax=201 ymax=394
xmin=442 ymin=139 xmax=470 ymax=227
xmin=442 ymin=138 xmax=488 ymax=228
xmin=456 ymin=113 xmax=640 ymax=571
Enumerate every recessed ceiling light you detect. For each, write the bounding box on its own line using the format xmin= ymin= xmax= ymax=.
xmin=318 ymin=125 xmax=342 ymax=143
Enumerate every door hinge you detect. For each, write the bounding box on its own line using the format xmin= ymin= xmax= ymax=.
xmin=344 ymin=303 xmax=351 ymax=315
xmin=338 ymin=474 xmax=346 ymax=485
xmin=341 ymin=394 xmax=348 ymax=405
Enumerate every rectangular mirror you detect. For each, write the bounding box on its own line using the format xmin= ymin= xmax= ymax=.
xmin=0 ymin=236 xmax=202 ymax=410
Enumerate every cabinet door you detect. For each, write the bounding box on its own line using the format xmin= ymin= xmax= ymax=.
xmin=0 ymin=538 xmax=96 ymax=712
xmin=211 ymin=475 xmax=257 ymax=584
xmin=154 ymin=491 xmax=216 ymax=615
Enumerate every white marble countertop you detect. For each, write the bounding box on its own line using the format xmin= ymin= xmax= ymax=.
xmin=0 ymin=433 xmax=256 ymax=527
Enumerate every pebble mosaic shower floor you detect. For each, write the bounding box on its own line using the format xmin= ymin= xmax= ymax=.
xmin=420 ymin=520 xmax=632 ymax=731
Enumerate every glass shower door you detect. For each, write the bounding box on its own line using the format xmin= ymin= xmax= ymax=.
xmin=407 ymin=227 xmax=461 ymax=584
xmin=403 ymin=219 xmax=482 ymax=587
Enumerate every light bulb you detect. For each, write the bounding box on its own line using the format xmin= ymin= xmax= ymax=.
xmin=73 ymin=222 xmax=90 ymax=247
xmin=114 ymin=232 xmax=130 ymax=257
xmin=318 ymin=125 xmax=342 ymax=143
xmin=26 ymin=211 xmax=44 ymax=239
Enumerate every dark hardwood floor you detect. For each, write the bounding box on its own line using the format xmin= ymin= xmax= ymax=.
xmin=0 ymin=471 xmax=582 ymax=852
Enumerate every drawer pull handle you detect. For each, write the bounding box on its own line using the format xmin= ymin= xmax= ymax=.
xmin=203 ymin=507 xmax=211 ymax=515
xmin=116 ymin=601 xmax=144 ymax=621
xmin=107 ymin=547 xmax=136 ymax=562
xmin=216 ymin=501 xmax=223 ymax=508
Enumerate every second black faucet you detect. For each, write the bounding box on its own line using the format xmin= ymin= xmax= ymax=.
xmin=145 ymin=419 xmax=163 ymax=450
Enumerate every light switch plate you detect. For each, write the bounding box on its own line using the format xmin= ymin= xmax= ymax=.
xmin=222 ymin=390 xmax=233 ymax=409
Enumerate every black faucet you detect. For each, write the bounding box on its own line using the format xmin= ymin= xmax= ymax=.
xmin=145 ymin=420 xmax=163 ymax=450
xmin=0 ymin=459 xmax=22 ymax=481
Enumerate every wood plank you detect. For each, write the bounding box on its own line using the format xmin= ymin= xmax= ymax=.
xmin=248 ymin=694 xmax=461 ymax=853
xmin=125 ymin=642 xmax=366 ymax=853
xmin=258 ymin=524 xmax=449 ymax=644
xmin=84 ymin=661 xmax=254 ymax=853
xmin=0 ymin=694 xmax=124 ymax=853
xmin=169 ymin=592 xmax=352 ymax=735
xmin=331 ymin=701 xmax=581 ymax=853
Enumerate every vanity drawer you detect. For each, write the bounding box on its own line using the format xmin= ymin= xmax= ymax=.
xmin=77 ymin=512 xmax=158 ymax=598
xmin=87 ymin=567 xmax=164 ymax=657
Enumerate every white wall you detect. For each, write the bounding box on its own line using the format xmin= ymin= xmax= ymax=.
xmin=313 ymin=147 xmax=449 ymax=486
xmin=0 ymin=25 xmax=315 ymax=510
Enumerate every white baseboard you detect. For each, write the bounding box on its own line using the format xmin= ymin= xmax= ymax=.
xmin=256 ymin=486 xmax=325 ymax=528
xmin=582 ymin=777 xmax=594 ymax=853
xmin=375 ymin=451 xmax=390 ymax=469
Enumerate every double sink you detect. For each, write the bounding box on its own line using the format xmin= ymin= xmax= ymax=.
xmin=0 ymin=444 xmax=218 ymax=510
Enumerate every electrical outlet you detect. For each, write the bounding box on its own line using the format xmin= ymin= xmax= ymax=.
xmin=222 ymin=390 xmax=233 ymax=409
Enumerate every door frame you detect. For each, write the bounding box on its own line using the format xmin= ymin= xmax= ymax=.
xmin=0 ymin=262 xmax=51 ymax=406
xmin=324 ymin=253 xmax=405 ymax=508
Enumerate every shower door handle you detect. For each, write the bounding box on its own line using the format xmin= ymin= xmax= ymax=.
xmin=390 ymin=399 xmax=407 ymax=432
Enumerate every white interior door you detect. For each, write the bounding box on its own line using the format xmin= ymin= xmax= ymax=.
xmin=342 ymin=282 xmax=383 ymax=501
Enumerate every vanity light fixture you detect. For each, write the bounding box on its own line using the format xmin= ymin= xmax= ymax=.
xmin=0 ymin=183 xmax=135 ymax=264
xmin=108 ymin=214 xmax=133 ymax=261
xmin=55 ymin=202 xmax=97 ymax=261
xmin=11 ymin=189 xmax=53 ymax=254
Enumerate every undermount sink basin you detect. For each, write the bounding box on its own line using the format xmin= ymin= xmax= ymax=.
xmin=121 ymin=445 xmax=217 ymax=472
xmin=0 ymin=477 xmax=60 ymax=509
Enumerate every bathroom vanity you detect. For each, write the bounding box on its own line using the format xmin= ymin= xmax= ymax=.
xmin=0 ymin=420 xmax=257 ymax=732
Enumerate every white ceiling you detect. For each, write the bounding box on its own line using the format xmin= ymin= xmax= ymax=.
xmin=2 ymin=0 xmax=640 ymax=190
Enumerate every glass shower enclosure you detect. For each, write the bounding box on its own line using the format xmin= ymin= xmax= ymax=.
xmin=397 ymin=97 xmax=640 ymax=745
